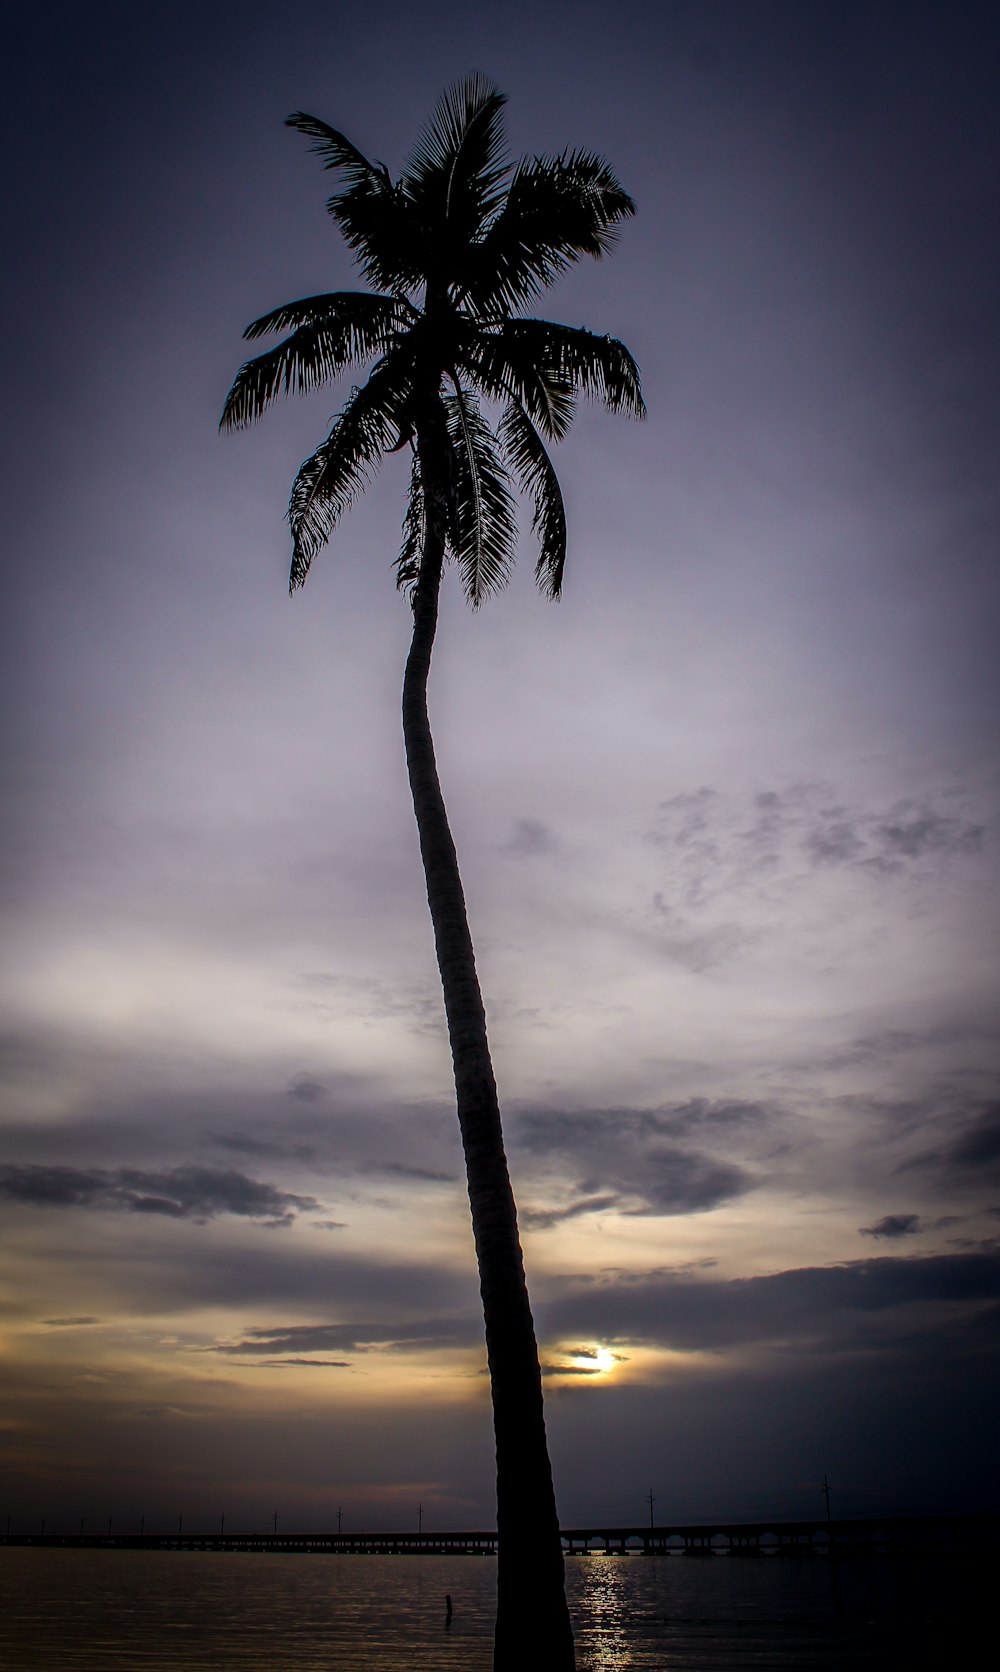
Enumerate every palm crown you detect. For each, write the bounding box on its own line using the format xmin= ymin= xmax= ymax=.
xmin=221 ymin=72 xmax=644 ymax=601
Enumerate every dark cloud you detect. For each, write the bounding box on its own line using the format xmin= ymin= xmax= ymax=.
xmin=514 ymin=1102 xmax=761 ymax=1222
xmin=900 ymin=1103 xmax=1000 ymax=1185
xmin=516 ymin=1100 xmax=772 ymax=1152
xmin=360 ymin=1161 xmax=458 ymax=1183
xmin=807 ymin=803 xmax=985 ymax=875
xmin=648 ymin=783 xmax=989 ymax=906
xmin=649 ymin=1098 xmax=772 ymax=1136
xmin=42 ymin=1316 xmax=99 ymax=1327
xmin=523 ymin=1194 xmax=620 ymax=1230
xmin=213 ymin=1316 xmax=478 ymax=1357
xmin=949 ymin=1105 xmax=1000 ymax=1168
xmin=212 ymin=1131 xmax=320 ymax=1164
xmin=289 ymin=1075 xmax=327 ymax=1104
xmin=573 ymin=1259 xmax=720 ymax=1284
xmin=0 ymin=1164 xmax=320 ymax=1226
xmin=805 ymin=815 xmax=865 ymax=866
xmin=503 ymin=818 xmax=558 ymax=857
xmin=859 ymin=1214 xmax=922 ymax=1240
xmin=817 ymin=1020 xmax=994 ymax=1071
xmin=617 ymin=1147 xmax=751 ymax=1216
xmin=540 ymin=1251 xmax=1000 ymax=1357
xmin=252 ymin=1358 xmax=352 ymax=1369
xmin=875 ymin=811 xmax=984 ymax=862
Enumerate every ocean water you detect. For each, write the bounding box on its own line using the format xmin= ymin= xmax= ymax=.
xmin=0 ymin=1546 xmax=987 ymax=1670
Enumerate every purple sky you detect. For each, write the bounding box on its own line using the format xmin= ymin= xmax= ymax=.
xmin=2 ymin=0 xmax=999 ymax=1533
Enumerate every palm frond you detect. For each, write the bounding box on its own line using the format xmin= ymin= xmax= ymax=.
xmin=443 ymin=384 xmax=517 ymax=605
xmin=221 ymin=294 xmax=409 ymax=430
xmin=463 ymin=333 xmax=577 ymax=441
xmin=498 ymin=402 xmax=567 ymax=598
xmin=395 ymin=450 xmax=425 ymax=593
xmin=286 ymin=110 xmax=423 ymax=295
xmin=457 ymin=150 xmax=636 ymax=314
xmin=327 ymin=182 xmax=428 ymax=295
xmin=285 ymin=112 xmax=390 ymax=190
xmin=242 ymin=290 xmax=416 ymax=340
xmin=491 ymin=319 xmax=645 ymax=419
xmin=401 ymin=73 xmax=509 ymax=242
xmin=287 ymin=354 xmax=414 ymax=590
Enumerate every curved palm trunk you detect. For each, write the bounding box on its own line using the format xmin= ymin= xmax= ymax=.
xmin=402 ymin=407 xmax=575 ymax=1670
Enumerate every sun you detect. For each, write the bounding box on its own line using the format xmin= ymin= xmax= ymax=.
xmin=573 ymin=1345 xmax=618 ymax=1374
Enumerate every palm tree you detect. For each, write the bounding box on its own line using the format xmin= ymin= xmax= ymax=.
xmin=222 ymin=73 xmax=643 ymax=1669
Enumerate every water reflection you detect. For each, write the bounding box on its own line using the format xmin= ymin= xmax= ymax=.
xmin=0 ymin=1545 xmax=986 ymax=1669
xmin=572 ymin=1555 xmax=638 ymax=1670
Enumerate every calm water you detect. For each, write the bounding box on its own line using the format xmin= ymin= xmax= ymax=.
xmin=0 ymin=1547 xmax=987 ymax=1670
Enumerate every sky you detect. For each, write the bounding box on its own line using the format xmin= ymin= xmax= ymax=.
xmin=2 ymin=0 xmax=998 ymax=1535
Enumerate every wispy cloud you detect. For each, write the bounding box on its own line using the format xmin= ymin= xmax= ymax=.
xmin=859 ymin=1213 xmax=922 ymax=1240
xmin=0 ymin=1164 xmax=321 ymax=1226
xmin=515 ymin=1100 xmax=766 ymax=1223
xmin=211 ymin=1316 xmax=477 ymax=1357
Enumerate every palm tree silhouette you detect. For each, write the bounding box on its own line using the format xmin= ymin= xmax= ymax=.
xmin=222 ymin=73 xmax=643 ymax=1668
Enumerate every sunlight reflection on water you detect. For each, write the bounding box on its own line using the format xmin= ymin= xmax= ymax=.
xmin=0 ymin=1546 xmax=988 ymax=1669
xmin=574 ymin=1556 xmax=638 ymax=1669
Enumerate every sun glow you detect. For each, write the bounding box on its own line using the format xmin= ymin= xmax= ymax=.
xmin=574 ymin=1345 xmax=618 ymax=1374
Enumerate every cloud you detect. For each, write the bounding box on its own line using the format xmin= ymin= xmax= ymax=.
xmin=806 ymin=804 xmax=984 ymax=875
xmin=859 ymin=1214 xmax=922 ymax=1240
xmin=289 ymin=1075 xmax=327 ymax=1104
xmin=874 ymin=811 xmax=984 ymax=862
xmin=805 ymin=816 xmax=866 ymax=866
xmin=252 ymin=1358 xmax=352 ymax=1369
xmin=900 ymin=1102 xmax=1000 ymax=1185
xmin=360 ymin=1161 xmax=457 ymax=1183
xmin=514 ymin=1101 xmax=762 ymax=1222
xmin=503 ymin=818 xmax=558 ymax=857
xmin=647 ymin=895 xmax=754 ymax=972
xmin=647 ymin=782 xmax=989 ymax=907
xmin=523 ymin=1194 xmax=620 ymax=1230
xmin=212 ymin=1316 xmax=478 ymax=1357
xmin=212 ymin=1132 xmax=319 ymax=1164
xmin=949 ymin=1104 xmax=1000 ymax=1168
xmin=817 ymin=1020 xmax=994 ymax=1071
xmin=540 ymin=1251 xmax=1000 ymax=1358
xmin=0 ymin=1164 xmax=321 ymax=1226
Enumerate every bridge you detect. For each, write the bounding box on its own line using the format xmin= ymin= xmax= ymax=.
xmin=1 ymin=1513 xmax=994 ymax=1557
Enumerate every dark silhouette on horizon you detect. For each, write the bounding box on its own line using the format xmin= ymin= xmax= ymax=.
xmin=221 ymin=72 xmax=643 ymax=1670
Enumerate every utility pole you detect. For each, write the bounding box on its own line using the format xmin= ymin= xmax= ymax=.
xmin=107 ymin=1517 xmax=112 ymax=1537
xmin=220 ymin=1513 xmax=225 ymax=1536
xmin=822 ymin=1475 xmax=832 ymax=1524
xmin=337 ymin=1506 xmax=342 ymax=1535
xmin=178 ymin=1514 xmax=183 ymax=1537
xmin=273 ymin=1509 xmax=278 ymax=1537
xmin=648 ymin=1488 xmax=655 ymax=1529
xmin=418 ymin=1501 xmax=423 ymax=1536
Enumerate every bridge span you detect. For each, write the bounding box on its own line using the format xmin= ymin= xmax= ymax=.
xmin=2 ymin=1513 xmax=994 ymax=1558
